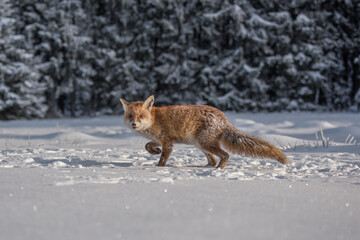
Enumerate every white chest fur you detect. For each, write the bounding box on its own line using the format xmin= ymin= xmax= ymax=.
xmin=138 ymin=129 xmax=158 ymax=142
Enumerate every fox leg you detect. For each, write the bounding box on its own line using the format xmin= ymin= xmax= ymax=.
xmin=204 ymin=153 xmax=217 ymax=167
xmin=145 ymin=141 xmax=161 ymax=155
xmin=157 ymin=141 xmax=173 ymax=166
xmin=200 ymin=143 xmax=229 ymax=169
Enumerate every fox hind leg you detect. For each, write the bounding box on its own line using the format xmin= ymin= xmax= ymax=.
xmin=204 ymin=153 xmax=217 ymax=167
xmin=200 ymin=143 xmax=229 ymax=169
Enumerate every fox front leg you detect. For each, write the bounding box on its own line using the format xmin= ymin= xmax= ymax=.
xmin=157 ymin=141 xmax=173 ymax=167
xmin=145 ymin=141 xmax=161 ymax=155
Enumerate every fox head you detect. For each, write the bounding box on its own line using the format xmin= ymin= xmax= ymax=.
xmin=120 ymin=95 xmax=154 ymax=131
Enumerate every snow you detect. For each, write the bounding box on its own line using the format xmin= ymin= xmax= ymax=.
xmin=0 ymin=112 xmax=359 ymax=240
xmin=248 ymin=13 xmax=280 ymax=28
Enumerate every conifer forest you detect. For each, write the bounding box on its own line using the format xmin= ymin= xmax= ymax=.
xmin=0 ymin=0 xmax=359 ymax=119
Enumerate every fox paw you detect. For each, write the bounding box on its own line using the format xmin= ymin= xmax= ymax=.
xmin=145 ymin=142 xmax=162 ymax=155
xmin=148 ymin=148 xmax=161 ymax=155
xmin=216 ymin=164 xmax=226 ymax=169
xmin=156 ymin=162 xmax=166 ymax=166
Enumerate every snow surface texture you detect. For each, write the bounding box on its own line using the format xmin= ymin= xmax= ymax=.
xmin=0 ymin=113 xmax=359 ymax=240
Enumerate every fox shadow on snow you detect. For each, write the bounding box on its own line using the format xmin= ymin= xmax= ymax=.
xmin=33 ymin=156 xmax=133 ymax=168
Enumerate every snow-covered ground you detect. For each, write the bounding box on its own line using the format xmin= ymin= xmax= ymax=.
xmin=0 ymin=112 xmax=359 ymax=240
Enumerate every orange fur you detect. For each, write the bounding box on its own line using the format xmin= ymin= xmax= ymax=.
xmin=120 ymin=96 xmax=289 ymax=169
xmin=221 ymin=125 xmax=289 ymax=164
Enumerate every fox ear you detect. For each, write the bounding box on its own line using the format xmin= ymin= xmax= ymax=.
xmin=143 ymin=95 xmax=154 ymax=110
xmin=120 ymin=98 xmax=129 ymax=112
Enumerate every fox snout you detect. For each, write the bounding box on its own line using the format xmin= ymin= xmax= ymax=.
xmin=129 ymin=121 xmax=140 ymax=129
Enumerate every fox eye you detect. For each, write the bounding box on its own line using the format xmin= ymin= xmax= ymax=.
xmin=140 ymin=114 xmax=144 ymax=118
xmin=128 ymin=114 xmax=133 ymax=119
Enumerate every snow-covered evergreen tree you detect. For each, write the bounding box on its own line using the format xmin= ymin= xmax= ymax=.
xmin=15 ymin=0 xmax=96 ymax=117
xmin=0 ymin=0 xmax=47 ymax=119
xmin=1 ymin=0 xmax=359 ymax=119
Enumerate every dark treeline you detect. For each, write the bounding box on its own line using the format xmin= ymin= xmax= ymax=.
xmin=0 ymin=0 xmax=359 ymax=119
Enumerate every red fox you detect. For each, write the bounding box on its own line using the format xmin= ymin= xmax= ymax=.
xmin=120 ymin=96 xmax=289 ymax=169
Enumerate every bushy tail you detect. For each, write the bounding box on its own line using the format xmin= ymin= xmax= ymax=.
xmin=221 ymin=125 xmax=290 ymax=164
